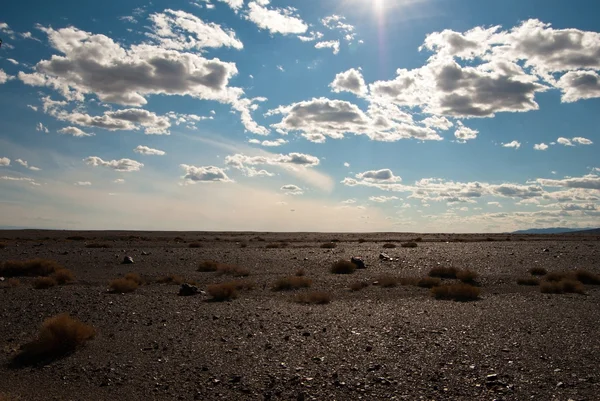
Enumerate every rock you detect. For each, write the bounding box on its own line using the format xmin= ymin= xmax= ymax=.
xmin=178 ymin=283 xmax=199 ymax=296
xmin=486 ymin=374 xmax=499 ymax=381
xmin=543 ymin=248 xmax=550 ymax=252
xmin=141 ymin=251 xmax=150 ymax=256
xmin=379 ymin=253 xmax=392 ymax=261
xmin=122 ymin=256 xmax=134 ymax=264
xmin=351 ymin=257 xmax=366 ymax=269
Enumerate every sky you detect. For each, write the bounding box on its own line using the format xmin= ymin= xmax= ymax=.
xmin=0 ymin=0 xmax=599 ymax=232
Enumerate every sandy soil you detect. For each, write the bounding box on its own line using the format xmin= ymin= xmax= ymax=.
xmin=1 ymin=230 xmax=599 ymax=400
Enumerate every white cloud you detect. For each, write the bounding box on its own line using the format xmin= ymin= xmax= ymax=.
xmin=454 ymin=121 xmax=478 ymax=142
xmin=502 ymin=140 xmax=521 ymax=149
xmin=84 ymin=156 xmax=144 ymax=172
xmin=315 ymin=40 xmax=340 ymax=55
xmin=180 ymin=164 xmax=232 ymax=183
xmin=260 ymin=138 xmax=288 ymax=147
xmin=297 ymin=31 xmax=323 ymax=42
xmin=321 ymin=15 xmax=354 ymax=33
xmin=281 ymin=184 xmax=303 ymax=195
xmin=276 ymin=65 xmax=285 ymax=72
xmin=217 ymin=0 xmax=244 ymax=11
xmin=421 ymin=116 xmax=453 ymax=130
xmin=15 ymin=159 xmax=41 ymax=171
xmin=356 ymin=169 xmax=402 ymax=182
xmin=74 ymin=181 xmax=92 ymax=186
xmin=572 ymin=137 xmax=593 ymax=145
xmin=225 ymin=152 xmax=320 ymax=177
xmin=534 ymin=143 xmax=548 ymax=151
xmin=55 ymin=108 xmax=171 ymax=135
xmin=134 ymin=145 xmax=166 ymax=156
xmin=342 ymin=198 xmax=356 ymax=204
xmin=27 ymin=105 xmax=38 ymax=112
xmin=369 ymin=195 xmax=399 ymax=203
xmin=36 ymin=122 xmax=49 ymax=133
xmin=343 ymin=162 xmax=350 ymax=168
xmin=0 ymin=176 xmax=40 ymax=186
xmin=58 ymin=126 xmax=94 ymax=137
xmin=0 ymin=69 xmax=10 ymax=84
xmin=537 ymin=174 xmax=600 ymax=190
xmin=487 ymin=201 xmax=502 ymax=208
xmin=557 ymin=137 xmax=574 ymax=146
xmin=0 ymin=157 xmax=10 ymax=166
xmin=330 ymin=68 xmax=367 ymax=96
xmin=245 ymin=2 xmax=308 ymax=35
xmin=6 ymin=58 xmax=18 ymax=65
xmin=114 ymin=179 xmax=125 ymax=184
xmin=556 ymin=70 xmax=600 ymax=102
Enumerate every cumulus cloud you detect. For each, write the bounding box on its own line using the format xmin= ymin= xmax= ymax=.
xmin=534 ymin=143 xmax=549 ymax=151
xmin=55 ymin=108 xmax=171 ymax=135
xmin=15 ymin=159 xmax=41 ymax=171
xmin=245 ymin=1 xmax=308 ymax=35
xmin=281 ymin=184 xmax=303 ymax=195
xmin=572 ymin=137 xmax=593 ymax=145
xmin=369 ymin=195 xmax=399 ymax=203
xmin=330 ymin=68 xmax=367 ymax=96
xmin=356 ymin=169 xmax=402 ymax=182
xmin=315 ymin=40 xmax=340 ymax=55
xmin=0 ymin=69 xmax=11 ymax=84
xmin=321 ymin=15 xmax=354 ymax=33
xmin=537 ymin=174 xmax=600 ymax=190
xmin=58 ymin=126 xmax=94 ymax=137
xmin=134 ymin=145 xmax=166 ymax=156
xmin=259 ymin=138 xmax=288 ymax=147
xmin=556 ymin=70 xmax=600 ymax=102
xmin=557 ymin=137 xmax=574 ymax=146
xmin=217 ymin=0 xmax=245 ymax=11
xmin=180 ymin=164 xmax=232 ymax=183
xmin=0 ymin=157 xmax=10 ymax=166
xmin=454 ymin=121 xmax=478 ymax=142
xmin=84 ymin=156 xmax=144 ymax=172
xmin=502 ymin=140 xmax=521 ymax=149
xmin=487 ymin=201 xmax=502 ymax=207
xmin=297 ymin=31 xmax=324 ymax=42
xmin=36 ymin=122 xmax=49 ymax=133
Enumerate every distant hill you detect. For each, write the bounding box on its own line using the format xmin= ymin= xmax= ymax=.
xmin=512 ymin=227 xmax=599 ymax=234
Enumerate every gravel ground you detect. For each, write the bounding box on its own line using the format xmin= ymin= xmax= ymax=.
xmin=1 ymin=231 xmax=599 ymax=400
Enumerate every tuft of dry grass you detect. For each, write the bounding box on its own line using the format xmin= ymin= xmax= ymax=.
xmin=529 ymin=267 xmax=547 ymax=276
xmin=457 ymin=269 xmax=478 ymax=284
xmin=32 ymin=277 xmax=57 ymax=290
xmin=431 ymin=283 xmax=480 ymax=301
xmin=295 ymin=291 xmax=331 ymax=305
xmin=216 ymin=264 xmax=250 ymax=277
xmin=155 ymin=274 xmax=185 ymax=285
xmin=228 ymin=280 xmax=256 ymax=291
xmin=198 ymin=260 xmax=219 ymax=272
xmin=382 ymin=243 xmax=397 ymax=249
xmin=330 ymin=260 xmax=356 ymax=274
xmin=429 ymin=266 xmax=458 ymax=279
xmin=52 ymin=269 xmax=75 ymax=285
xmin=349 ymin=281 xmax=369 ymax=291
xmin=207 ymin=282 xmax=238 ymax=301
xmin=109 ymin=278 xmax=138 ymax=293
xmin=376 ymin=274 xmax=398 ymax=288
xmin=0 ymin=259 xmax=62 ymax=278
xmin=401 ymin=242 xmax=418 ymax=248
xmin=85 ymin=243 xmax=111 ymax=249
xmin=12 ymin=313 xmax=95 ymax=366
xmin=398 ymin=277 xmax=419 ymax=286
xmin=573 ymin=269 xmax=600 ymax=285
xmin=295 ymin=268 xmax=306 ymax=277
xmin=272 ymin=276 xmax=312 ymax=291
xmin=541 ymin=279 xmax=585 ymax=294
xmin=517 ymin=277 xmax=540 ymax=286
xmin=320 ymin=242 xmax=337 ymax=249
xmin=188 ymin=242 xmax=202 ymax=248
xmin=124 ymin=273 xmax=143 ymax=285
xmin=417 ymin=277 xmax=441 ymax=288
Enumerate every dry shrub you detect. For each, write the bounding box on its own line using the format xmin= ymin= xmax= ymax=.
xmin=66 ymin=236 xmax=86 ymax=241
xmin=401 ymin=242 xmax=418 ymax=248
xmin=417 ymin=277 xmax=441 ymax=288
xmin=330 ymin=260 xmax=356 ymax=274
xmin=545 ymin=272 xmax=568 ymax=282
xmin=413 ymin=237 xmax=423 ymax=242
xmin=429 ymin=266 xmax=458 ymax=279
xmin=33 ymin=277 xmax=57 ymax=290
xmin=207 ymin=282 xmax=238 ymax=301
xmin=198 ymin=260 xmax=219 ymax=272
xmin=357 ymin=238 xmax=366 ymax=243
xmin=52 ymin=269 xmax=75 ymax=285
xmin=0 ymin=259 xmax=62 ymax=277
xmin=431 ymin=283 xmax=480 ymax=301
xmin=7 ymin=278 xmax=21 ymax=287
xmin=541 ymin=279 xmax=585 ymax=294
xmin=109 ymin=278 xmax=138 ymax=293
xmin=295 ymin=291 xmax=331 ymax=305
xmin=124 ymin=273 xmax=143 ymax=285
xmin=573 ymin=270 xmax=600 ymax=285
xmin=272 ymin=276 xmax=312 ymax=291
xmin=377 ymin=274 xmax=398 ymax=288
xmin=382 ymin=243 xmax=397 ymax=249
xmin=517 ymin=277 xmax=540 ymax=286
xmin=12 ymin=313 xmax=95 ymax=366
xmin=295 ymin=268 xmax=306 ymax=277
xmin=349 ymin=281 xmax=369 ymax=291
xmin=188 ymin=242 xmax=202 ymax=248
xmin=229 ymin=280 xmax=255 ymax=291
xmin=529 ymin=267 xmax=547 ymax=276
xmin=240 ymin=242 xmax=248 ymax=248
xmin=216 ymin=264 xmax=250 ymax=277
xmin=320 ymin=242 xmax=337 ymax=249
xmin=266 ymin=242 xmax=288 ymax=249
xmin=156 ymin=274 xmax=185 ymax=285
xmin=85 ymin=243 xmax=111 ymax=249
xmin=457 ymin=269 xmax=478 ymax=284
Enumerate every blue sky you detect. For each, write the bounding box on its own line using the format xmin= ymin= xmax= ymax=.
xmin=0 ymin=0 xmax=599 ymax=232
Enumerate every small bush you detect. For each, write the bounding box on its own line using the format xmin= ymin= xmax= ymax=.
xmin=320 ymin=242 xmax=337 ymax=249
xmin=216 ymin=265 xmax=250 ymax=277
xmin=382 ymin=243 xmax=397 ymax=249
xmin=561 ymin=279 xmax=586 ymax=294
xmin=12 ymin=313 xmax=95 ymax=366
xmin=417 ymin=277 xmax=441 ymax=288
xmin=229 ymin=280 xmax=255 ymax=291
xmin=33 ymin=277 xmax=57 ymax=290
xmin=124 ymin=273 xmax=143 ymax=285
xmin=517 ymin=277 xmax=540 ymax=286
xmin=357 ymin=238 xmax=366 ymax=243
xmin=272 ymin=276 xmax=312 ymax=291
xmin=457 ymin=269 xmax=478 ymax=284
xmin=330 ymin=260 xmax=356 ymax=274
xmin=431 ymin=283 xmax=480 ymax=301
xmin=155 ymin=274 xmax=185 ymax=285
xmin=188 ymin=242 xmax=202 ymax=248
xmin=545 ymin=272 xmax=568 ymax=282
xmin=266 ymin=242 xmax=289 ymax=249
xmin=295 ymin=291 xmax=331 ymax=304
xmin=198 ymin=260 xmax=219 ymax=272
xmin=541 ymin=279 xmax=585 ymax=294
xmin=109 ymin=278 xmax=138 ymax=293
xmin=207 ymin=283 xmax=238 ymax=301
xmin=349 ymin=281 xmax=369 ymax=291
xmin=429 ymin=267 xmax=458 ymax=279
xmin=52 ymin=269 xmax=75 ymax=285
xmin=85 ymin=243 xmax=111 ymax=249
xmin=573 ymin=270 xmax=600 ymax=285
xmin=240 ymin=242 xmax=248 ymax=248
xmin=0 ymin=259 xmax=62 ymax=278
xmin=295 ymin=268 xmax=306 ymax=277
xmin=377 ymin=274 xmax=398 ymax=288
xmin=529 ymin=267 xmax=547 ymax=276
xmin=413 ymin=237 xmax=423 ymax=242
xmin=401 ymin=242 xmax=418 ymax=248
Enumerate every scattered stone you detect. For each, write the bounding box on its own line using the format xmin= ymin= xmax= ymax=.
xmin=122 ymin=256 xmax=134 ymax=264
xmin=543 ymin=248 xmax=550 ymax=252
xmin=141 ymin=251 xmax=151 ymax=256
xmin=178 ymin=283 xmax=199 ymax=296
xmin=486 ymin=374 xmax=499 ymax=381
xmin=379 ymin=253 xmax=392 ymax=261
xmin=351 ymin=257 xmax=366 ymax=269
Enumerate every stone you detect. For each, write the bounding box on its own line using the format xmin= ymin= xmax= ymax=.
xmin=379 ymin=253 xmax=392 ymax=261
xmin=122 ymin=256 xmax=134 ymax=264
xmin=351 ymin=257 xmax=366 ymax=269
xmin=178 ymin=283 xmax=199 ymax=296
